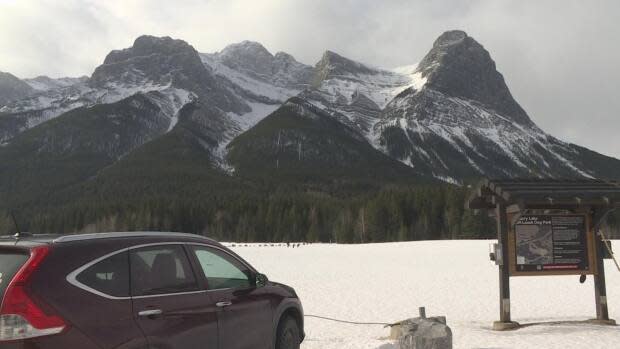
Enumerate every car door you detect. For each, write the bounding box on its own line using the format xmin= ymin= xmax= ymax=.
xmin=188 ymin=245 xmax=273 ymax=349
xmin=68 ymin=249 xmax=149 ymax=349
xmin=130 ymin=244 xmax=219 ymax=349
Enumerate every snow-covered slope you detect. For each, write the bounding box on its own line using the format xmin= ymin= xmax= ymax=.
xmin=230 ymin=240 xmax=620 ymax=349
xmin=313 ymin=51 xmax=426 ymax=110
xmin=300 ymin=51 xmax=426 ymax=134
xmin=208 ymin=40 xmax=313 ymax=91
xmin=198 ymin=41 xmax=313 ymax=153
xmin=0 ymin=85 xmax=194 ymax=145
xmin=374 ymin=88 xmax=595 ymax=182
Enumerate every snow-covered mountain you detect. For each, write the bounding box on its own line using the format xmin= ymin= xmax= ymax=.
xmin=0 ymin=37 xmax=200 ymax=145
xmin=1 ymin=31 xmax=618 ymax=188
xmin=372 ymin=31 xmax=601 ymax=182
xmin=233 ymin=30 xmax=618 ymax=183
xmin=1 ymin=38 xmax=305 ymax=157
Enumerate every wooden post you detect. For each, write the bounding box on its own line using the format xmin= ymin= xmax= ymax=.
xmin=588 ymin=209 xmax=617 ymax=325
xmin=361 ymin=207 xmax=366 ymax=243
xmin=493 ymin=203 xmax=519 ymax=330
xmin=592 ymin=211 xmax=610 ymax=323
xmin=594 ymin=238 xmax=610 ymax=321
xmin=497 ymin=203 xmax=511 ymax=322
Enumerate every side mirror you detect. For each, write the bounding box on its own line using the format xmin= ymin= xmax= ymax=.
xmin=256 ymin=273 xmax=269 ymax=287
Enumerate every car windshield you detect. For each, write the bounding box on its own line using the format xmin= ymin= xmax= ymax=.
xmin=0 ymin=250 xmax=29 ymax=301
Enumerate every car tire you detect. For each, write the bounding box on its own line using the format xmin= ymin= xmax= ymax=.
xmin=276 ymin=316 xmax=300 ymax=349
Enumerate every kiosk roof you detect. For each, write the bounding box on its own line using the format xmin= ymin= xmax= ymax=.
xmin=469 ymin=178 xmax=620 ymax=210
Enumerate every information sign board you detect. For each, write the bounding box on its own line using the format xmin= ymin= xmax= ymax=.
xmin=510 ymin=214 xmax=595 ymax=275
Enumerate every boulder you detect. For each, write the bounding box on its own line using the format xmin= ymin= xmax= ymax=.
xmin=397 ymin=316 xmax=452 ymax=349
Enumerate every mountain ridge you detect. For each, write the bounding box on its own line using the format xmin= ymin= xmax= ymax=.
xmin=0 ymin=29 xmax=618 ymax=210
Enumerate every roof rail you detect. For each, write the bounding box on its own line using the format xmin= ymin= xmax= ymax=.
xmin=53 ymin=231 xmax=215 ymax=243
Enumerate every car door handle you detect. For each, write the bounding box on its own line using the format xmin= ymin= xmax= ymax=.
xmin=138 ymin=309 xmax=163 ymax=317
xmin=216 ymin=301 xmax=232 ymax=308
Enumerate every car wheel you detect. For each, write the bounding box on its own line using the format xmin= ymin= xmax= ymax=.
xmin=276 ymin=316 xmax=300 ymax=349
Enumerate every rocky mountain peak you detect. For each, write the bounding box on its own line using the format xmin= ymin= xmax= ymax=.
xmin=433 ymin=30 xmax=468 ymax=47
xmin=312 ymin=50 xmax=377 ymax=87
xmin=102 ymin=35 xmax=198 ymax=65
xmin=274 ymin=51 xmax=294 ymax=60
xmin=218 ymin=40 xmax=275 ymax=77
xmin=0 ymin=71 xmax=34 ymax=107
xmin=317 ymin=51 xmax=375 ymax=75
xmin=221 ymin=40 xmax=273 ymax=58
xmin=90 ymin=35 xmax=208 ymax=89
xmin=273 ymin=51 xmax=300 ymax=66
xmin=415 ymin=30 xmax=532 ymax=125
xmin=211 ymin=41 xmax=313 ymax=89
xmin=90 ymin=35 xmax=250 ymax=115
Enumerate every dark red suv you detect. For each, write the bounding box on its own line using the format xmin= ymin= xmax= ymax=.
xmin=0 ymin=232 xmax=304 ymax=349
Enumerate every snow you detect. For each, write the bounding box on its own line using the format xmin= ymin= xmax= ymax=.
xmin=229 ymin=240 xmax=620 ymax=349
xmin=200 ymin=53 xmax=299 ymax=103
xmin=227 ymin=102 xmax=280 ymax=131
xmin=310 ymin=62 xmax=428 ymax=121
xmin=200 ymin=51 xmax=304 ymax=164
xmin=391 ymin=64 xmax=417 ymax=76
xmin=372 ymin=87 xmax=596 ymax=178
xmin=409 ymin=72 xmax=428 ymax=91
xmin=94 ymin=81 xmax=174 ymax=105
xmin=391 ymin=65 xmax=427 ymax=92
xmin=317 ymin=69 xmax=413 ymax=110
xmin=24 ymin=76 xmax=85 ymax=92
xmin=2 ymin=79 xmax=193 ymax=139
xmin=433 ymin=174 xmax=462 ymax=185
xmin=143 ymin=87 xmax=194 ymax=132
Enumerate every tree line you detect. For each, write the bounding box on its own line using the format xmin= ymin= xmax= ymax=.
xmin=2 ymin=185 xmax=618 ymax=242
xmin=0 ymin=185 xmax=497 ymax=242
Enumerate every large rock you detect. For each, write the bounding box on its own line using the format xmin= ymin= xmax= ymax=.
xmin=397 ymin=316 xmax=452 ymax=349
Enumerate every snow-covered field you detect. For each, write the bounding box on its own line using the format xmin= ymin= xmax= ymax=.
xmin=229 ymin=240 xmax=620 ymax=349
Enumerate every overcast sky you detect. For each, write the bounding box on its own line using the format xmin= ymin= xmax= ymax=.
xmin=1 ymin=0 xmax=619 ymax=159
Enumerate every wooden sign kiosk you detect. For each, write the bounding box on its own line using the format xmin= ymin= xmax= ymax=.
xmin=468 ymin=179 xmax=620 ymax=330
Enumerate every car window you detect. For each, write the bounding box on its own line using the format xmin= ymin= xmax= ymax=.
xmin=75 ymin=251 xmax=129 ymax=297
xmin=191 ymin=246 xmax=252 ymax=290
xmin=130 ymin=245 xmax=198 ymax=296
xmin=0 ymin=250 xmax=30 ymax=299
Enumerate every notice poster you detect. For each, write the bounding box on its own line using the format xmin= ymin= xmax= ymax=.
xmin=514 ymin=215 xmax=589 ymax=272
